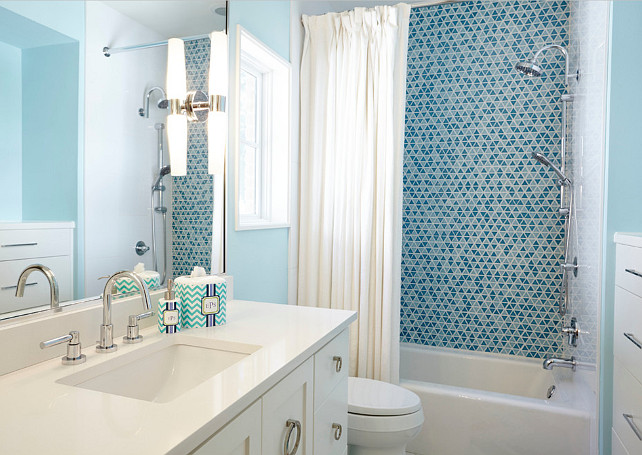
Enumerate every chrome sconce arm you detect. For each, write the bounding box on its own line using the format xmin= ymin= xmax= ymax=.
xmin=168 ymin=91 xmax=227 ymax=122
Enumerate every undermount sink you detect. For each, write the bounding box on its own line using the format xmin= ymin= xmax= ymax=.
xmin=58 ymin=335 xmax=261 ymax=403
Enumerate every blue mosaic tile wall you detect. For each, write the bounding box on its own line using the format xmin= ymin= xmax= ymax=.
xmin=401 ymin=0 xmax=569 ymax=358
xmin=172 ymin=38 xmax=213 ymax=277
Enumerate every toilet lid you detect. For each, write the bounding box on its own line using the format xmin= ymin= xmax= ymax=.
xmin=348 ymin=377 xmax=422 ymax=416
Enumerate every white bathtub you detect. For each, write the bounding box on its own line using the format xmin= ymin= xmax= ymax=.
xmin=400 ymin=343 xmax=592 ymax=455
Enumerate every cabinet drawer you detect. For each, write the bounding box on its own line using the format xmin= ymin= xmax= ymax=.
xmin=314 ymin=330 xmax=349 ymax=409
xmin=314 ymin=377 xmax=347 ymax=455
xmin=0 ymin=256 xmax=73 ymax=313
xmin=616 ymin=244 xmax=642 ymax=298
xmin=613 ymin=428 xmax=631 ymax=455
xmin=615 ymin=287 xmax=642 ymax=381
xmin=613 ymin=359 xmax=642 ymax=454
xmin=0 ymin=229 xmax=72 ymax=262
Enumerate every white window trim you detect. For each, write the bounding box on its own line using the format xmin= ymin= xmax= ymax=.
xmin=233 ymin=25 xmax=291 ymax=231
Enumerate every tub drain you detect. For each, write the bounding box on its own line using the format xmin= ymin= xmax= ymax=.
xmin=546 ymin=385 xmax=556 ymax=399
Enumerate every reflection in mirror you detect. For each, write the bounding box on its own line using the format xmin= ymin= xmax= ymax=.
xmin=0 ymin=1 xmax=226 ymax=320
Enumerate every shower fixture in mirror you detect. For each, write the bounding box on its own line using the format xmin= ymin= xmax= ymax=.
xmin=0 ymin=0 xmax=227 ymax=321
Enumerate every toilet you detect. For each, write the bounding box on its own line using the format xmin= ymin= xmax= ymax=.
xmin=347 ymin=377 xmax=424 ymax=455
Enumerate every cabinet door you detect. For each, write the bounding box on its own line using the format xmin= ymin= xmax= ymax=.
xmin=192 ymin=400 xmax=261 ymax=455
xmin=262 ymin=357 xmax=314 ymax=455
xmin=314 ymin=377 xmax=347 ymax=455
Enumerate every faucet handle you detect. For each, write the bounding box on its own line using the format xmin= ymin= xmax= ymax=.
xmin=123 ymin=310 xmax=154 ymax=344
xmin=40 ymin=331 xmax=86 ymax=365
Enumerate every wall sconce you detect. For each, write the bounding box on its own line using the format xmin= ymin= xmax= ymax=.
xmin=166 ymin=38 xmax=188 ymax=176
xmin=208 ymin=31 xmax=228 ymax=176
xmin=165 ymin=35 xmax=228 ymax=177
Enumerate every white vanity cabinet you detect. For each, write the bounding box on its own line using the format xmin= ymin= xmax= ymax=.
xmin=613 ymin=234 xmax=642 ymax=455
xmin=195 ymin=400 xmax=262 ymax=455
xmin=192 ymin=330 xmax=348 ymax=455
xmin=0 ymin=222 xmax=74 ymax=313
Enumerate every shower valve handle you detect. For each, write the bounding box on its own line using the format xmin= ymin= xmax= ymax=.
xmin=135 ymin=241 xmax=150 ymax=256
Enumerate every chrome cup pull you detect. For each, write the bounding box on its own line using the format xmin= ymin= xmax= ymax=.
xmin=333 ymin=356 xmax=342 ymax=373
xmin=624 ymin=414 xmax=642 ymax=441
xmin=624 ymin=333 xmax=642 ymax=350
xmin=332 ymin=423 xmax=342 ymax=440
xmin=625 ymin=268 xmax=642 ymax=278
xmin=284 ymin=419 xmax=301 ymax=455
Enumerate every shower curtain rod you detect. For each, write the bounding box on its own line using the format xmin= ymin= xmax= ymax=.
xmin=410 ymin=0 xmax=464 ymax=8
xmin=103 ymin=33 xmax=211 ymax=57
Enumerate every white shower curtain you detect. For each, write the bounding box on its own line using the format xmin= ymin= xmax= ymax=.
xmin=298 ymin=4 xmax=410 ymax=383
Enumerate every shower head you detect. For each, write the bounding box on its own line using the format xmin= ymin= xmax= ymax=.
xmin=515 ymin=44 xmax=573 ymax=84
xmin=159 ymin=165 xmax=171 ymax=177
xmin=531 ymin=152 xmax=570 ymax=184
xmin=515 ymin=60 xmax=542 ymax=78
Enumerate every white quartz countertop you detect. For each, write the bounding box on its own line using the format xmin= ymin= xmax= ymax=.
xmin=0 ymin=300 xmax=356 ymax=454
xmin=614 ymin=232 xmax=642 ymax=248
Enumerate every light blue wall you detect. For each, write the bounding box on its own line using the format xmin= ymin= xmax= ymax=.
xmin=21 ymin=42 xmax=78 ymax=222
xmin=0 ymin=1 xmax=84 ymax=298
xmin=227 ymin=1 xmax=290 ymax=303
xmin=602 ymin=3 xmax=642 ymax=453
xmin=0 ymin=40 xmax=22 ymax=221
xmin=0 ymin=1 xmax=84 ymax=41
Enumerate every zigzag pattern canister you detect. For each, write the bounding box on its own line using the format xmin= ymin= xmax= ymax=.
xmin=174 ymin=277 xmax=227 ymax=329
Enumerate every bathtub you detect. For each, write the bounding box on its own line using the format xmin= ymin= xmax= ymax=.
xmin=400 ymin=343 xmax=592 ymax=455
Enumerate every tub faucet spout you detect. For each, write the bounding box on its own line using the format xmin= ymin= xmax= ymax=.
xmin=543 ymin=356 xmax=576 ymax=371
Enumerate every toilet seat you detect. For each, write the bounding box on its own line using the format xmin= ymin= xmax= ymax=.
xmin=348 ymin=377 xmax=422 ymax=416
xmin=348 ymin=408 xmax=425 ymax=432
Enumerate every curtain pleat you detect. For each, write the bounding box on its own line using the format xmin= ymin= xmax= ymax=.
xmin=299 ymin=4 xmax=410 ymax=383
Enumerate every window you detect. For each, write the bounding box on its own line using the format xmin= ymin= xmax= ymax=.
xmin=235 ymin=27 xmax=290 ymax=230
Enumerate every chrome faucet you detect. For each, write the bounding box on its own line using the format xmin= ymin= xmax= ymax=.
xmin=543 ymin=356 xmax=576 ymax=371
xmin=15 ymin=264 xmax=59 ymax=311
xmin=97 ymin=271 xmax=151 ymax=353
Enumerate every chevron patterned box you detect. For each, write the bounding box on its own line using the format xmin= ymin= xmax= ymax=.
xmin=114 ymin=274 xmax=160 ymax=298
xmin=174 ymin=274 xmax=227 ymax=329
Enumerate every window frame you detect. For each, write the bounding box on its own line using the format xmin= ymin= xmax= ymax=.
xmin=233 ymin=26 xmax=291 ymax=231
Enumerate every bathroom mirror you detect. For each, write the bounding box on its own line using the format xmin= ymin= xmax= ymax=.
xmin=0 ymin=0 xmax=226 ymax=320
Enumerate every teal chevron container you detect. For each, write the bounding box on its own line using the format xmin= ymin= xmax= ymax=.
xmin=174 ymin=274 xmax=227 ymax=329
xmin=114 ymin=264 xmax=160 ymax=298
xmin=114 ymin=273 xmax=160 ymax=298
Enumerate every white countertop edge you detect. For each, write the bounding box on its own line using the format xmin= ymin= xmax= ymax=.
xmin=614 ymin=232 xmax=642 ymax=248
xmin=0 ymin=221 xmax=76 ymax=230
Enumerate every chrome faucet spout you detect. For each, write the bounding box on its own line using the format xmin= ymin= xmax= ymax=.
xmin=97 ymin=271 xmax=151 ymax=353
xmin=543 ymin=356 xmax=576 ymax=371
xmin=15 ymin=264 xmax=59 ymax=311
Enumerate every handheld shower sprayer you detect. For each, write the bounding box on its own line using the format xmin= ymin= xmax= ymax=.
xmin=152 ymin=165 xmax=171 ymax=190
xmin=531 ymin=152 xmax=570 ymax=185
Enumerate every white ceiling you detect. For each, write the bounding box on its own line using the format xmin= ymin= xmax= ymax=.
xmin=103 ymin=1 xmax=226 ymax=38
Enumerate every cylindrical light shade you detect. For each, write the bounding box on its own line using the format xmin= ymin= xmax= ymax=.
xmin=208 ymin=31 xmax=228 ymax=175
xmin=167 ymin=38 xmax=187 ymax=100
xmin=166 ymin=38 xmax=187 ymax=176
xmin=167 ymin=114 xmax=187 ymax=176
